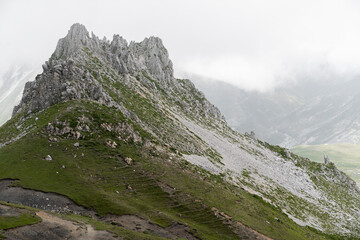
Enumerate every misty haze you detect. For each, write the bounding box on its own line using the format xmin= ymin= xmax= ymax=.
xmin=1 ymin=1 xmax=360 ymax=239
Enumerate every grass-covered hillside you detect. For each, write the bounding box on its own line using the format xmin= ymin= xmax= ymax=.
xmin=0 ymin=99 xmax=342 ymax=240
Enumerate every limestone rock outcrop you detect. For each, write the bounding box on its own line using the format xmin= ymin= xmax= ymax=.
xmin=13 ymin=23 xmax=223 ymax=124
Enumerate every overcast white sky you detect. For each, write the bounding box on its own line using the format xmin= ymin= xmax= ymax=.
xmin=2 ymin=0 xmax=360 ymax=91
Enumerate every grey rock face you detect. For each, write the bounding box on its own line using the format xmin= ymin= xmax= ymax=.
xmin=54 ymin=23 xmax=90 ymax=59
xmin=13 ymin=23 xmax=223 ymax=124
xmin=12 ymin=57 xmax=113 ymax=116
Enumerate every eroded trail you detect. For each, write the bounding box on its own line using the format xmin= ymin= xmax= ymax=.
xmin=5 ymin=211 xmax=117 ymax=240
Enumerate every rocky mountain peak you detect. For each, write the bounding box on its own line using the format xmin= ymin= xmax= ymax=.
xmin=139 ymin=36 xmax=167 ymax=53
xmin=67 ymin=23 xmax=89 ymax=39
xmin=12 ymin=23 xmax=224 ymax=123
xmin=111 ymin=34 xmax=128 ymax=48
xmin=129 ymin=36 xmax=174 ymax=84
xmin=53 ymin=23 xmax=90 ymax=59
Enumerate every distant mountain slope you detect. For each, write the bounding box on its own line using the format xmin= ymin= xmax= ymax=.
xmin=0 ymin=66 xmax=40 ymax=126
xmin=192 ymin=75 xmax=360 ymax=147
xmin=0 ymin=23 xmax=359 ymax=239
xmin=190 ymin=77 xmax=301 ymax=144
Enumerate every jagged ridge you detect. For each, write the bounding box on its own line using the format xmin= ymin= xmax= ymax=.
xmin=13 ymin=23 xmax=223 ymax=122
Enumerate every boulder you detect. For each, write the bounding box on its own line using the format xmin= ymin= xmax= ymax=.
xmin=284 ymin=149 xmax=291 ymax=158
xmin=49 ymin=137 xmax=58 ymax=142
xmin=250 ymin=131 xmax=257 ymax=141
xmin=125 ymin=157 xmax=132 ymax=165
xmin=324 ymin=155 xmax=331 ymax=164
xmin=106 ymin=140 xmax=117 ymax=148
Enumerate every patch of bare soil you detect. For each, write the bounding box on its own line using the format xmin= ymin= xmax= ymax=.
xmin=0 ymin=205 xmax=20 ymax=217
xmin=4 ymin=211 xmax=117 ymax=240
xmin=0 ymin=179 xmax=94 ymax=216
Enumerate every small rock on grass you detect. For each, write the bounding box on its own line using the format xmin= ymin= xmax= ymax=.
xmin=125 ymin=157 xmax=132 ymax=165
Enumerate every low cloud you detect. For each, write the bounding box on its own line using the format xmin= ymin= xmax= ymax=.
xmin=2 ymin=0 xmax=360 ymax=92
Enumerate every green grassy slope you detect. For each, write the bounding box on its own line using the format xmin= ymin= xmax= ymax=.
xmin=292 ymin=143 xmax=360 ymax=185
xmin=0 ymin=202 xmax=41 ymax=239
xmin=0 ymin=100 xmax=339 ymax=240
xmin=0 ymin=213 xmax=40 ymax=230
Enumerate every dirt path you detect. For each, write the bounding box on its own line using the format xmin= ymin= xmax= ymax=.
xmin=5 ymin=211 xmax=117 ymax=240
xmin=0 ymin=204 xmax=20 ymax=217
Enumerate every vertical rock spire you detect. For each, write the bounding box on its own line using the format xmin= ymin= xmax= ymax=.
xmin=53 ymin=23 xmax=90 ymax=59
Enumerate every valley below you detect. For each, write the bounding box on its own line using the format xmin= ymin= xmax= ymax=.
xmin=292 ymin=143 xmax=360 ymax=186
